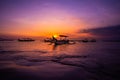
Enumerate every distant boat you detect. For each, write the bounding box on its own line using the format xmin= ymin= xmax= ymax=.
xmin=18 ymin=38 xmax=35 ymax=42
xmin=82 ymin=38 xmax=89 ymax=42
xmin=82 ymin=38 xmax=96 ymax=42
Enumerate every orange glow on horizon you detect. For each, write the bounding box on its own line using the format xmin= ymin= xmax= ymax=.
xmin=0 ymin=11 xmax=87 ymax=38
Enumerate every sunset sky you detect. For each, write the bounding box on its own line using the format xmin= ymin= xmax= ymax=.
xmin=0 ymin=0 xmax=120 ymax=37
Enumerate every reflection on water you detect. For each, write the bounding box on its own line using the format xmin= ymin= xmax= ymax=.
xmin=0 ymin=40 xmax=93 ymax=56
xmin=0 ymin=40 xmax=120 ymax=80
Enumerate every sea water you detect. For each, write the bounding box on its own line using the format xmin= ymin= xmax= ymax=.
xmin=0 ymin=40 xmax=120 ymax=80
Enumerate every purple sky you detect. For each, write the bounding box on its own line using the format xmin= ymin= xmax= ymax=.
xmin=0 ymin=0 xmax=120 ymax=36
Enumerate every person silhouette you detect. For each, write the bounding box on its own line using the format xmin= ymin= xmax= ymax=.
xmin=52 ymin=36 xmax=57 ymax=42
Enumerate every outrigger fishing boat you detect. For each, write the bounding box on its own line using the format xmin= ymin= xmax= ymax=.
xmin=44 ymin=35 xmax=75 ymax=45
xmin=54 ymin=35 xmax=69 ymax=45
xmin=18 ymin=38 xmax=35 ymax=42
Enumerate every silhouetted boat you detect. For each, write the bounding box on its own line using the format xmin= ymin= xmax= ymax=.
xmin=82 ymin=38 xmax=89 ymax=42
xmin=18 ymin=38 xmax=35 ymax=42
xmin=44 ymin=35 xmax=71 ymax=45
xmin=82 ymin=38 xmax=96 ymax=42
xmin=54 ymin=40 xmax=69 ymax=45
xmin=52 ymin=35 xmax=69 ymax=45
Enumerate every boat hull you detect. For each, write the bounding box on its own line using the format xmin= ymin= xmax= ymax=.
xmin=18 ymin=39 xmax=35 ymax=42
xmin=54 ymin=40 xmax=69 ymax=45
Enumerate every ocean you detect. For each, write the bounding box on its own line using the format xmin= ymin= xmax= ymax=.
xmin=0 ymin=40 xmax=120 ymax=80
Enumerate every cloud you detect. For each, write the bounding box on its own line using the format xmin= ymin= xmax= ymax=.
xmin=77 ymin=25 xmax=120 ymax=39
